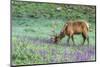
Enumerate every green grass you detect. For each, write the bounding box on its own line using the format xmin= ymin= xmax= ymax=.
xmin=12 ymin=17 xmax=96 ymax=65
xmin=11 ymin=1 xmax=96 ymax=65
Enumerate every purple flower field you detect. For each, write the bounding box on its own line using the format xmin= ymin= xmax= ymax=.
xmin=12 ymin=36 xmax=96 ymax=65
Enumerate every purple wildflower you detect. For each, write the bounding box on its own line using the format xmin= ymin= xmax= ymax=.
xmin=75 ymin=51 xmax=90 ymax=61
xmin=38 ymin=50 xmax=48 ymax=56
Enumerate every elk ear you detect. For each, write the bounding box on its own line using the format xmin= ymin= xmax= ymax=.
xmin=50 ymin=37 xmax=55 ymax=43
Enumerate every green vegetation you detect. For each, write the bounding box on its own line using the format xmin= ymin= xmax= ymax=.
xmin=11 ymin=1 xmax=96 ymax=66
xmin=12 ymin=1 xmax=96 ymax=23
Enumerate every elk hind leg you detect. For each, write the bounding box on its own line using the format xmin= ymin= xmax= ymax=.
xmin=87 ymin=35 xmax=89 ymax=45
xmin=82 ymin=33 xmax=86 ymax=45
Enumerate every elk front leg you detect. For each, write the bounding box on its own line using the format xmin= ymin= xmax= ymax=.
xmin=82 ymin=37 xmax=86 ymax=45
xmin=67 ymin=36 xmax=70 ymax=46
xmin=71 ymin=35 xmax=75 ymax=45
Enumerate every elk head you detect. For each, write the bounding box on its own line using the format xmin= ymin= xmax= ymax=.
xmin=53 ymin=31 xmax=65 ymax=43
xmin=51 ymin=35 xmax=60 ymax=44
xmin=50 ymin=21 xmax=65 ymax=44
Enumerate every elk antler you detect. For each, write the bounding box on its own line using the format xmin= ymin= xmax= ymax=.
xmin=51 ymin=21 xmax=58 ymax=36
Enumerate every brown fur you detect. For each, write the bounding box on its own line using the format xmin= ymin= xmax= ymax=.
xmin=53 ymin=20 xmax=89 ymax=45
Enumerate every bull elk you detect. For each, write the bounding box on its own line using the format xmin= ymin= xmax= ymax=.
xmin=52 ymin=20 xmax=89 ymax=45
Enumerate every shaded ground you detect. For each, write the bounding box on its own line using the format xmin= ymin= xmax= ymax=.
xmin=16 ymin=35 xmax=95 ymax=46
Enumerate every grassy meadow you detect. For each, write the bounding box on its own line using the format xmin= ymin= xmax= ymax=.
xmin=11 ymin=1 xmax=96 ymax=66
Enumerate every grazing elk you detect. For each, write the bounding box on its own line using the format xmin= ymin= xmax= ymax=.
xmin=52 ymin=20 xmax=89 ymax=45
